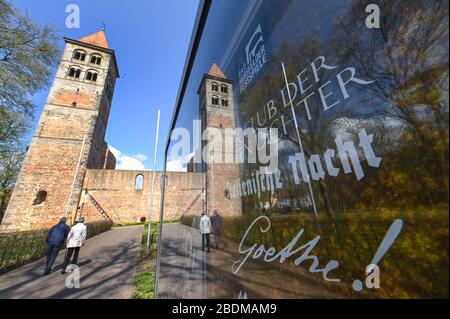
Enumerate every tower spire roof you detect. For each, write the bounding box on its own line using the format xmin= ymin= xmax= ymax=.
xmin=78 ymin=31 xmax=109 ymax=49
xmin=208 ymin=63 xmax=227 ymax=79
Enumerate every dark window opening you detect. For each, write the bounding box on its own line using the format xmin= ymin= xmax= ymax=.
xmin=211 ymin=82 xmax=218 ymax=91
xmin=212 ymin=96 xmax=219 ymax=105
xmin=73 ymin=51 xmax=86 ymax=61
xmin=33 ymin=191 xmax=47 ymax=205
xmin=221 ymin=85 xmax=228 ymax=94
xmin=90 ymin=55 xmax=102 ymax=65
xmin=68 ymin=67 xmax=81 ymax=79
xmin=72 ymin=102 xmax=77 ymax=107
xmin=86 ymin=71 xmax=98 ymax=82
xmin=221 ymin=99 xmax=229 ymax=107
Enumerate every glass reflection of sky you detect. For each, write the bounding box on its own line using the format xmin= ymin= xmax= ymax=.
xmin=167 ymin=0 xmax=390 ymax=165
xmin=168 ymin=0 xmax=251 ymax=140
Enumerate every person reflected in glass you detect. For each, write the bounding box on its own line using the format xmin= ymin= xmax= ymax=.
xmin=200 ymin=212 xmax=211 ymax=252
xmin=210 ymin=209 xmax=223 ymax=250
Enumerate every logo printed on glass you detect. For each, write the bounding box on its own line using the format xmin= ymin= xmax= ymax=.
xmin=239 ymin=24 xmax=268 ymax=93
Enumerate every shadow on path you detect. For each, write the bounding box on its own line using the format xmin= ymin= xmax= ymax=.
xmin=0 ymin=225 xmax=143 ymax=299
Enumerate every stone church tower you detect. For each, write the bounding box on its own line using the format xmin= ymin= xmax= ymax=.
xmin=0 ymin=31 xmax=119 ymax=231
xmin=197 ymin=64 xmax=242 ymax=217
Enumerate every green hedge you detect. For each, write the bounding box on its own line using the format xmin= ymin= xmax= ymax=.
xmin=0 ymin=229 xmax=48 ymax=274
xmin=180 ymin=215 xmax=199 ymax=229
xmin=86 ymin=220 xmax=113 ymax=238
xmin=0 ymin=220 xmax=112 ymax=273
xmin=182 ymin=208 xmax=448 ymax=298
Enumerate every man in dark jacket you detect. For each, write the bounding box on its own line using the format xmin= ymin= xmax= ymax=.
xmin=44 ymin=217 xmax=70 ymax=275
xmin=210 ymin=210 xmax=223 ymax=249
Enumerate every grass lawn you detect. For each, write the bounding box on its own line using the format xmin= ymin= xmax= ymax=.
xmin=133 ymin=222 xmax=158 ymax=299
xmin=132 ymin=220 xmax=179 ymax=299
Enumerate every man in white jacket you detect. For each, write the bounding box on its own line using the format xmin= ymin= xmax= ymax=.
xmin=61 ymin=217 xmax=87 ymax=274
xmin=199 ymin=212 xmax=211 ymax=252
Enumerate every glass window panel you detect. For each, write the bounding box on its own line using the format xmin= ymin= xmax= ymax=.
xmin=158 ymin=0 xmax=449 ymax=299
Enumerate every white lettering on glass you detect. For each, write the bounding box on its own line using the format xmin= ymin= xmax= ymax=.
xmin=231 ymin=215 xmax=341 ymax=282
xmin=233 ymin=216 xmax=404 ymax=291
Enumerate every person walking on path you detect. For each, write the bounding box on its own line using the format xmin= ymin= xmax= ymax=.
xmin=44 ymin=217 xmax=70 ymax=276
xmin=61 ymin=217 xmax=87 ymax=274
xmin=199 ymin=212 xmax=211 ymax=252
xmin=210 ymin=209 xmax=223 ymax=250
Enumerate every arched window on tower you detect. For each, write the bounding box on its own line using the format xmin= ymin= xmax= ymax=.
xmin=86 ymin=70 xmax=98 ymax=82
xmin=67 ymin=67 xmax=81 ymax=79
xmin=221 ymin=84 xmax=228 ymax=94
xmin=160 ymin=174 xmax=168 ymax=191
xmin=221 ymin=98 xmax=229 ymax=107
xmin=33 ymin=190 xmax=47 ymax=206
xmin=90 ymin=54 xmax=102 ymax=65
xmin=73 ymin=50 xmax=86 ymax=62
xmin=212 ymin=95 xmax=219 ymax=105
xmin=211 ymin=82 xmax=218 ymax=92
xmin=135 ymin=174 xmax=144 ymax=191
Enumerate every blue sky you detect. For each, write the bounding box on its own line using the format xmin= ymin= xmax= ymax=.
xmin=13 ymin=0 xmax=199 ymax=170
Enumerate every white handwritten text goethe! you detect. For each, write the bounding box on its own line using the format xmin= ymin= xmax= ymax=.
xmin=232 ymin=215 xmax=340 ymax=281
xmin=232 ymin=215 xmax=404 ymax=291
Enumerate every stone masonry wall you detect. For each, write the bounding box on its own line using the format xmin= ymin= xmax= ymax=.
xmin=0 ymin=137 xmax=90 ymax=230
xmin=79 ymin=169 xmax=205 ymax=223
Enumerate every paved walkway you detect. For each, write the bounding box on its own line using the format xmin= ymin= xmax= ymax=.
xmin=0 ymin=225 xmax=143 ymax=299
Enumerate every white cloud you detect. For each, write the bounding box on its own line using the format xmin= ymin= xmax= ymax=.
xmin=117 ymin=156 xmax=146 ymax=171
xmin=108 ymin=145 xmax=122 ymax=158
xmin=166 ymin=152 xmax=195 ymax=172
xmin=166 ymin=158 xmax=187 ymax=172
xmin=108 ymin=145 xmax=147 ymax=171
xmin=134 ymin=153 xmax=148 ymax=162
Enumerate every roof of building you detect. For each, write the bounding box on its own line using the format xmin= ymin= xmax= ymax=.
xmin=208 ymin=63 xmax=227 ymax=79
xmin=78 ymin=31 xmax=109 ymax=49
xmin=197 ymin=63 xmax=233 ymax=93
